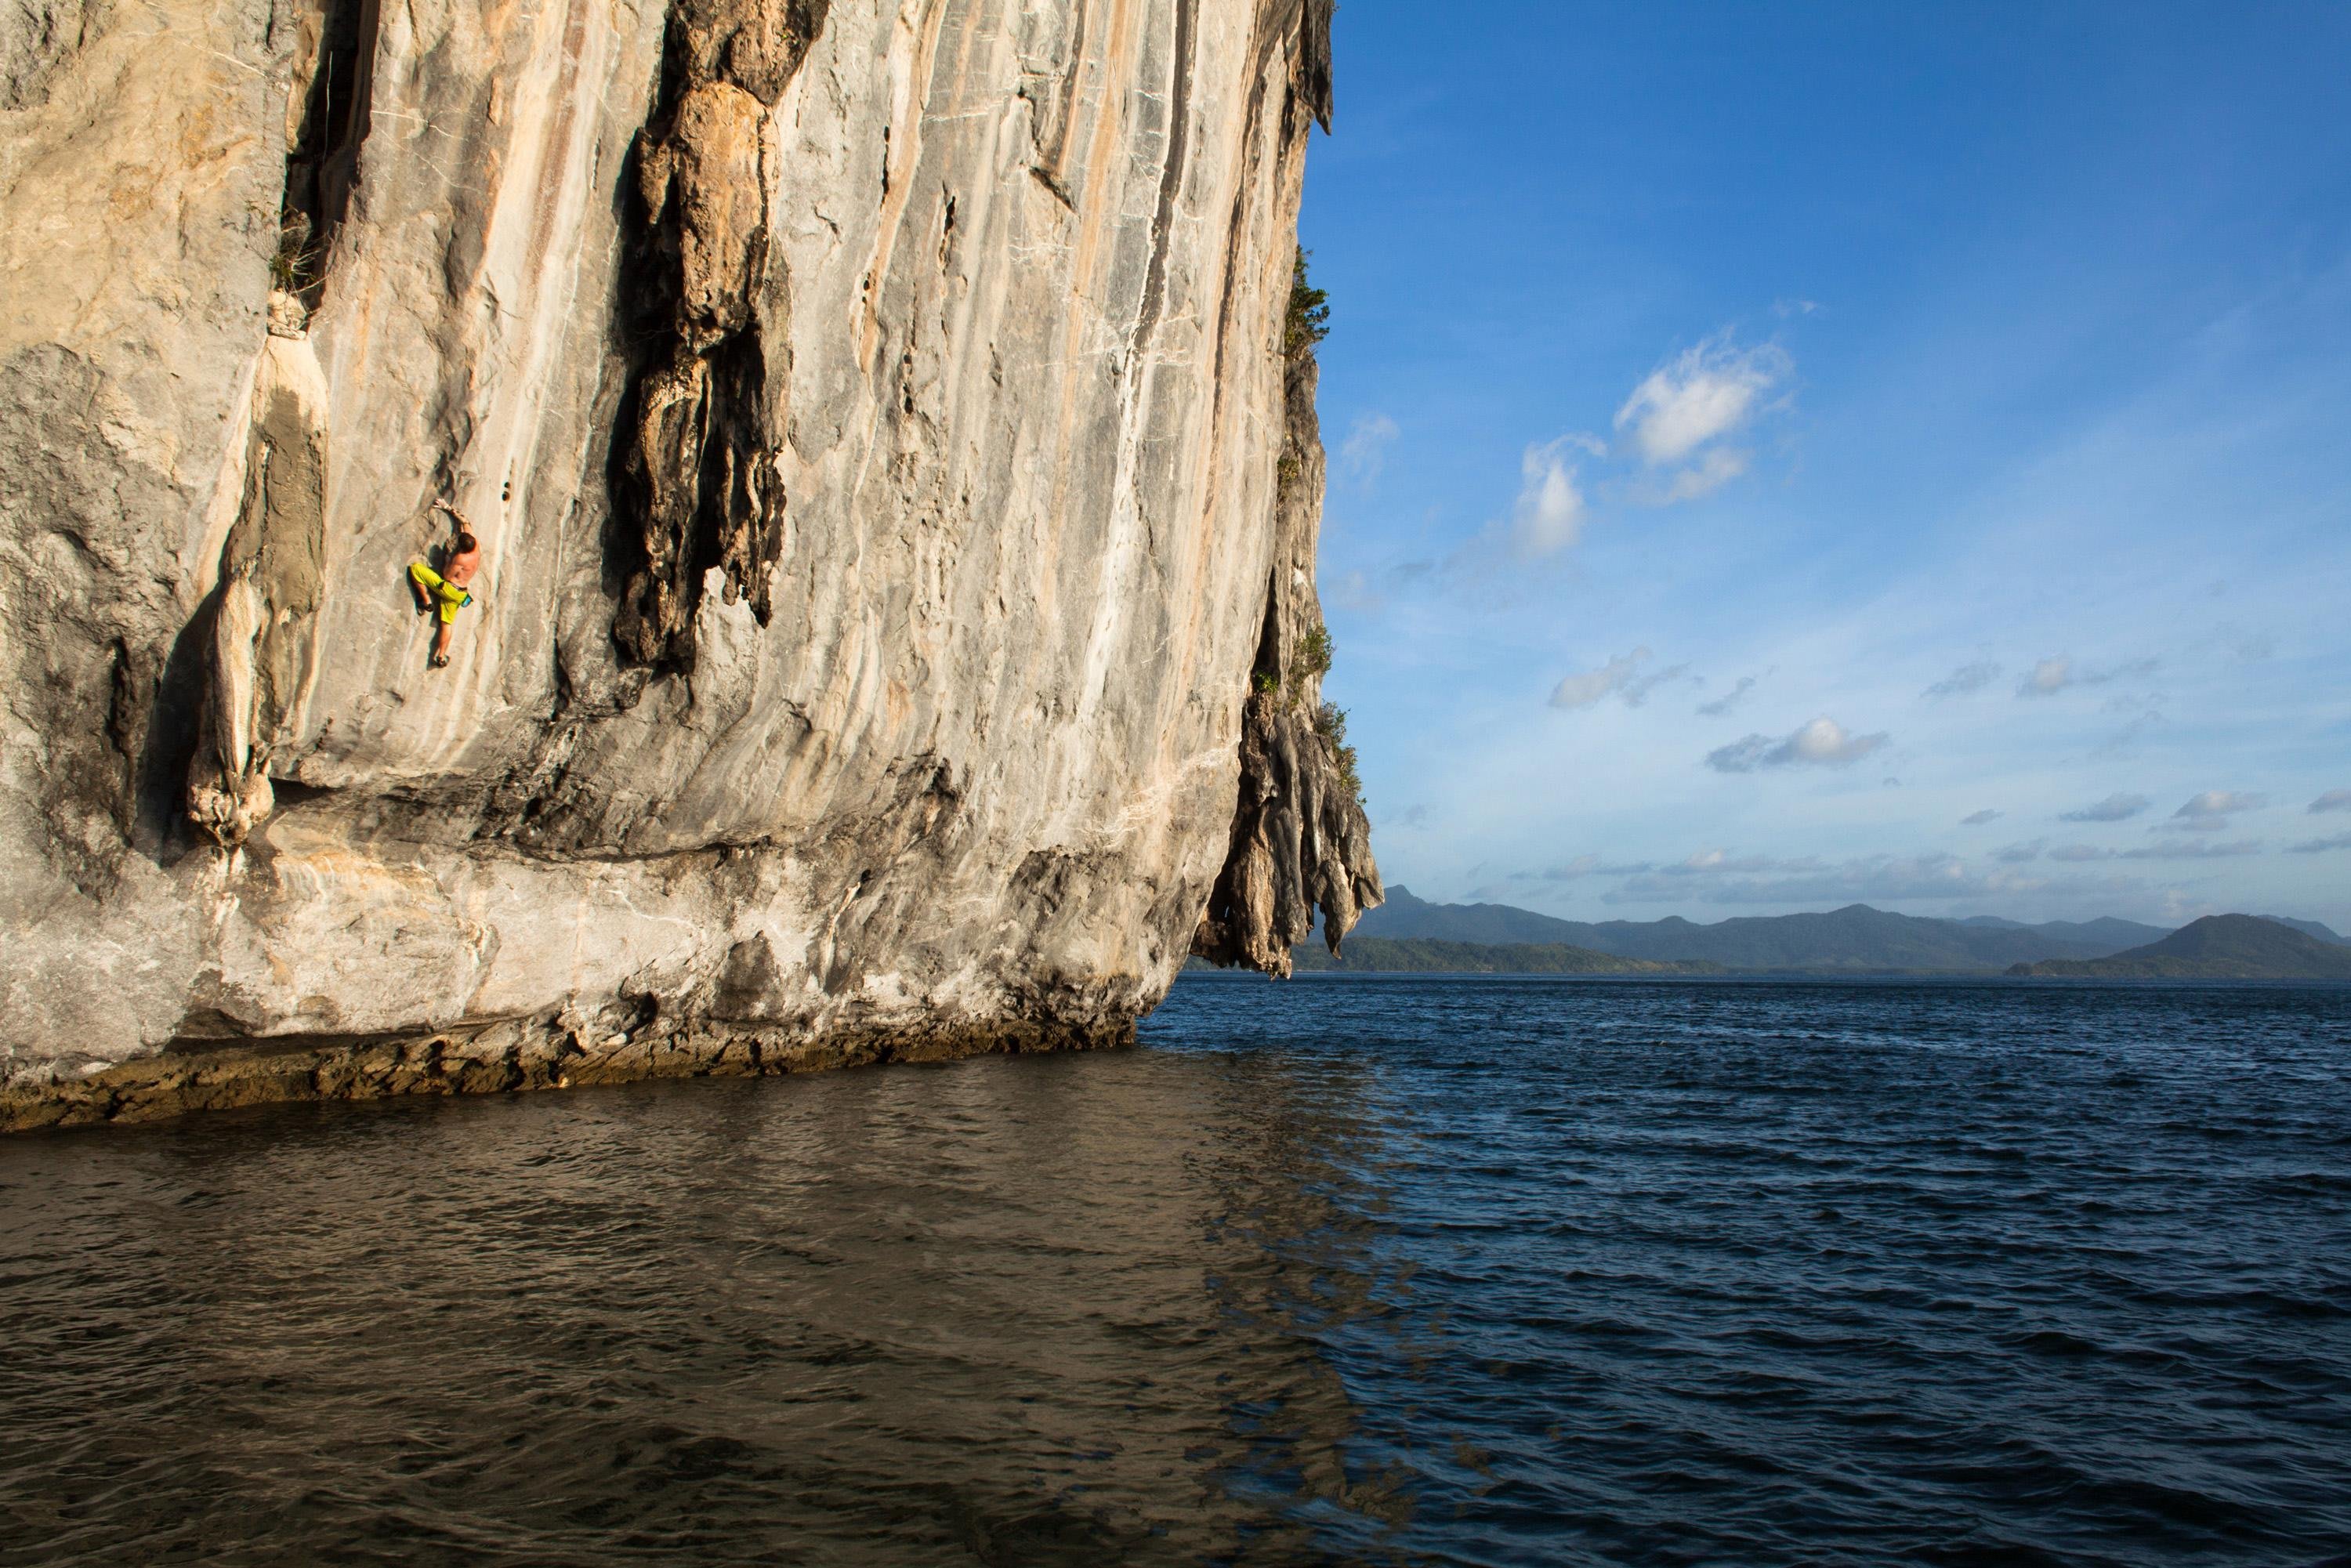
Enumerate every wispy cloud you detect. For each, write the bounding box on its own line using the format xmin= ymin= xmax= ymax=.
xmin=1637 ymin=849 xmax=1798 ymax=879
xmin=1639 ymin=447 xmax=1751 ymax=505
xmin=2161 ymin=790 xmax=2266 ymax=833
xmin=2017 ymin=654 xmax=2160 ymax=697
xmin=1613 ymin=335 xmax=1788 ymax=499
xmin=2050 ymin=839 xmax=2262 ymax=861
xmin=2020 ymin=657 xmax=2075 ymax=697
xmin=1509 ymin=436 xmax=1598 ymax=557
xmin=1962 ymin=809 xmax=2004 ymax=826
xmin=2092 ymin=695 xmax=2166 ymax=758
xmin=1327 ymin=568 xmax=1383 ymax=615
xmin=1706 ymin=717 xmax=1889 ymax=773
xmin=1546 ymin=647 xmax=1694 ymax=711
xmin=1550 ymin=648 xmax=1650 ymax=710
xmin=1623 ymin=664 xmax=1692 ymax=706
xmin=2288 ymin=833 xmax=2351 ymax=854
xmin=1696 ymin=674 xmax=1759 ymax=718
xmin=1339 ymin=413 xmax=1400 ymax=487
xmin=1604 ymin=850 xmax=2100 ymax=907
xmin=1523 ymin=855 xmax=1658 ymax=881
xmin=1924 ymin=661 xmax=2002 ymax=700
xmin=2058 ymin=792 xmax=2150 ymax=823
xmin=1994 ymin=840 xmax=2042 ymax=863
xmin=2310 ymin=789 xmax=2351 ymax=814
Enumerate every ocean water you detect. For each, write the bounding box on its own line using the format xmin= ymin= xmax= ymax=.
xmin=2 ymin=976 xmax=2347 ymax=1566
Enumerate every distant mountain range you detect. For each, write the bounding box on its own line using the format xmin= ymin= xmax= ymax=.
xmin=1313 ymin=887 xmax=2350 ymax=976
xmin=2259 ymin=916 xmax=2351 ymax=948
xmin=2009 ymin=915 xmax=2351 ymax=980
xmin=1291 ymin=938 xmax=1719 ymax=976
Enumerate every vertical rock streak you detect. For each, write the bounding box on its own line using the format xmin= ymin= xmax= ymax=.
xmin=186 ymin=0 xmax=362 ymax=846
xmin=277 ymin=0 xmax=379 ymax=306
xmin=610 ymin=0 xmax=831 ymax=671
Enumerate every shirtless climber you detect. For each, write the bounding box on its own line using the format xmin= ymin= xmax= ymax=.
xmin=408 ymin=500 xmax=483 ymax=668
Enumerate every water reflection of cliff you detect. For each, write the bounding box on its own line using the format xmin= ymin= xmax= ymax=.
xmin=0 ymin=1048 xmax=1429 ymax=1564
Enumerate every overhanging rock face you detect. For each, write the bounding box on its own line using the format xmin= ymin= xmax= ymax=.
xmin=0 ymin=0 xmax=1376 ymax=1129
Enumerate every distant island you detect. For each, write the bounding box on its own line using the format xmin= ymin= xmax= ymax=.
xmin=2007 ymin=915 xmax=2351 ymax=980
xmin=1213 ymin=888 xmax=2351 ymax=979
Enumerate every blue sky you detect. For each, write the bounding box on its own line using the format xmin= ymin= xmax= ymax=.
xmin=1301 ymin=2 xmax=2351 ymax=929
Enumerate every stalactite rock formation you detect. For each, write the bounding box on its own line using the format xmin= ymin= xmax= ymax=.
xmin=0 ymin=0 xmax=1376 ymax=1129
xmin=1189 ymin=323 xmax=1382 ymax=976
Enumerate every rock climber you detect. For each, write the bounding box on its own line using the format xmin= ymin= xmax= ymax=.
xmin=408 ymin=499 xmax=483 ymax=668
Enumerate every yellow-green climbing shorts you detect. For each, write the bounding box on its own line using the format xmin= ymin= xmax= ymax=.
xmin=410 ymin=561 xmax=472 ymax=624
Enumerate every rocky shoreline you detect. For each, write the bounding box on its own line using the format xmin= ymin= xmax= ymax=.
xmin=1 ymin=1013 xmax=1130 ymax=1134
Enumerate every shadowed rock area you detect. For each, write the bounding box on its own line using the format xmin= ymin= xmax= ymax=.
xmin=0 ymin=0 xmax=1376 ymax=1130
xmin=1190 ymin=267 xmax=1382 ymax=976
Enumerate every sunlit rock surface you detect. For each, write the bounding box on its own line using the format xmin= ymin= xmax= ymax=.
xmin=0 ymin=0 xmax=1375 ymax=1127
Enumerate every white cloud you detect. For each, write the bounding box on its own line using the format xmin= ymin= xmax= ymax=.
xmin=2309 ymin=789 xmax=2351 ymax=814
xmin=1579 ymin=846 xmax=1804 ymax=887
xmin=1706 ymin=717 xmax=1888 ymax=773
xmin=1672 ymin=849 xmax=1788 ymax=874
xmin=2017 ymin=654 xmax=2159 ymax=697
xmin=1509 ymin=437 xmax=1593 ymax=557
xmin=1550 ymin=647 xmax=1651 ymax=709
xmin=1962 ymin=809 xmax=2004 ymax=826
xmin=1924 ymin=661 xmax=2001 ymax=700
xmin=1603 ymin=850 xmax=2101 ymax=907
xmin=1339 ymin=413 xmax=1400 ymax=486
xmin=1643 ymin=446 xmax=1751 ymax=505
xmin=2020 ymin=657 xmax=2074 ymax=696
xmin=1614 ymin=336 xmax=1790 ymax=466
xmin=2059 ymin=792 xmax=2151 ymax=823
xmin=2155 ymin=791 xmax=2264 ymax=834
xmin=1696 ymin=675 xmax=1759 ymax=718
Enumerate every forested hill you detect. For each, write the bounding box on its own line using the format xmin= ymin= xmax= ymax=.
xmin=1287 ymin=940 xmax=1719 ymax=976
xmin=2009 ymin=917 xmax=2351 ymax=980
xmin=1347 ymin=889 xmax=2171 ymax=973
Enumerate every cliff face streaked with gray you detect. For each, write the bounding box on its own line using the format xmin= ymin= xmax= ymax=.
xmin=0 ymin=0 xmax=1375 ymax=1128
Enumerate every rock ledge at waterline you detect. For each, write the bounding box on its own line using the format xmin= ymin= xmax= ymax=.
xmin=0 ymin=0 xmax=1377 ymax=1131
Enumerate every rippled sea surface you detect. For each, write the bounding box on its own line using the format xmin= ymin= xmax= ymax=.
xmin=4 ymin=976 xmax=2349 ymax=1566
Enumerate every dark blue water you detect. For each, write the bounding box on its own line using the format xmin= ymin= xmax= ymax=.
xmin=2 ymin=976 xmax=2347 ymax=1565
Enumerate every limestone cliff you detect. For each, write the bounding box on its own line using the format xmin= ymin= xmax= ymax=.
xmin=0 ymin=0 xmax=1375 ymax=1129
